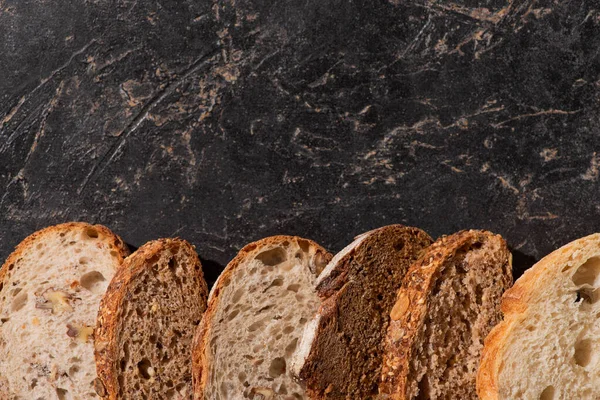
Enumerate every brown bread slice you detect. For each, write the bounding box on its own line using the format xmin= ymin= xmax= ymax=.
xmin=95 ymin=238 xmax=208 ymax=400
xmin=478 ymin=233 xmax=600 ymax=400
xmin=0 ymin=222 xmax=129 ymax=400
xmin=291 ymin=225 xmax=433 ymax=399
xmin=192 ymin=236 xmax=331 ymax=400
xmin=380 ymin=230 xmax=512 ymax=400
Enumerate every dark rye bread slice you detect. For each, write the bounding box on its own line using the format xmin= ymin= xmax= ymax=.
xmin=380 ymin=230 xmax=512 ymax=400
xmin=95 ymin=238 xmax=208 ymax=400
xmin=192 ymin=236 xmax=331 ymax=400
xmin=291 ymin=225 xmax=433 ymax=399
xmin=0 ymin=222 xmax=129 ymax=400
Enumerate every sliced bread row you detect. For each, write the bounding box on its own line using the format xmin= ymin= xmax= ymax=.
xmin=0 ymin=222 xmax=518 ymax=400
xmin=192 ymin=226 xmax=514 ymax=400
xmin=0 ymin=223 xmax=209 ymax=400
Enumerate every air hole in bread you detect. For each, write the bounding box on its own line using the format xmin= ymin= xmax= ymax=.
xmin=285 ymin=338 xmax=298 ymax=357
xmin=232 ymin=288 xmax=244 ymax=303
xmin=79 ymin=257 xmax=90 ymax=265
xmin=85 ymin=227 xmax=99 ymax=239
xmin=574 ymin=338 xmax=594 ymax=367
xmin=56 ymin=388 xmax=68 ymax=400
xmin=264 ymin=278 xmax=284 ymax=292
xmin=539 ymin=385 xmax=556 ymax=400
xmin=228 ymin=310 xmax=240 ymax=321
xmin=297 ymin=239 xmax=310 ymax=252
xmin=80 ymin=271 xmax=106 ymax=294
xmin=110 ymin=250 xmax=118 ymax=257
xmin=168 ymin=257 xmax=178 ymax=274
xmin=394 ymin=239 xmax=405 ymax=251
xmin=7 ymin=264 xmax=14 ymax=271
xmin=255 ymin=247 xmax=287 ymax=266
xmin=286 ymin=284 xmax=300 ymax=293
xmin=283 ymin=326 xmax=294 ymax=334
xmin=69 ymin=365 xmax=80 ymax=376
xmin=11 ymin=287 xmax=22 ymax=297
xmin=11 ymin=291 xmax=27 ymax=312
xmin=137 ymin=358 xmax=154 ymax=379
xmin=572 ymin=257 xmax=600 ymax=287
xmin=576 ymin=287 xmax=600 ymax=307
xmin=248 ymin=320 xmax=265 ymax=332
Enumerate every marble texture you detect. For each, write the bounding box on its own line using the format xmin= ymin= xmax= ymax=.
xmin=2 ymin=0 xmax=600 ymax=283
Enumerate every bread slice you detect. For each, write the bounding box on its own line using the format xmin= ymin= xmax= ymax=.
xmin=95 ymin=238 xmax=208 ymax=400
xmin=192 ymin=236 xmax=331 ymax=400
xmin=478 ymin=233 xmax=600 ymax=400
xmin=291 ymin=225 xmax=433 ymax=399
xmin=381 ymin=230 xmax=512 ymax=400
xmin=0 ymin=222 xmax=129 ymax=400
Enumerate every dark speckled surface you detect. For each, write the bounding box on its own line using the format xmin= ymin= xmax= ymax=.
xmin=2 ymin=0 xmax=600 ymax=284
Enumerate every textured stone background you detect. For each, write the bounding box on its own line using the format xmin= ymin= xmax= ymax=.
xmin=1 ymin=0 xmax=600 ymax=284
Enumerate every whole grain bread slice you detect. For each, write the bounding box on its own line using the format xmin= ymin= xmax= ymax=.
xmin=381 ymin=230 xmax=512 ymax=400
xmin=192 ymin=236 xmax=331 ymax=400
xmin=0 ymin=222 xmax=129 ymax=400
xmin=95 ymin=238 xmax=208 ymax=400
xmin=477 ymin=233 xmax=600 ymax=400
xmin=291 ymin=225 xmax=433 ymax=399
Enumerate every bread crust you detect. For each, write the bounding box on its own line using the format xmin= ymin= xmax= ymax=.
xmin=0 ymin=222 xmax=129 ymax=285
xmin=95 ymin=238 xmax=208 ymax=400
xmin=476 ymin=233 xmax=600 ymax=400
xmin=381 ymin=230 xmax=512 ymax=399
xmin=0 ymin=222 xmax=129 ymax=399
xmin=191 ymin=235 xmax=332 ymax=400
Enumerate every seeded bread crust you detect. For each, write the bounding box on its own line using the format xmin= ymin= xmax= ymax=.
xmin=95 ymin=238 xmax=208 ymax=400
xmin=292 ymin=225 xmax=433 ymax=400
xmin=381 ymin=230 xmax=512 ymax=400
xmin=477 ymin=233 xmax=600 ymax=400
xmin=192 ymin=235 xmax=332 ymax=400
xmin=0 ymin=222 xmax=129 ymax=400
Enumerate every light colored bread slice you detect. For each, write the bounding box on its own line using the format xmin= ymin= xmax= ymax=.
xmin=192 ymin=236 xmax=331 ymax=400
xmin=291 ymin=225 xmax=433 ymax=399
xmin=478 ymin=233 xmax=600 ymax=400
xmin=0 ymin=222 xmax=129 ymax=400
xmin=95 ymin=238 xmax=208 ymax=400
xmin=381 ymin=230 xmax=512 ymax=400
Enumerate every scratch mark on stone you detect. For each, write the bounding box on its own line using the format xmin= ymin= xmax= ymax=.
xmin=402 ymin=15 xmax=433 ymax=57
xmin=78 ymin=46 xmax=221 ymax=194
xmin=442 ymin=160 xmax=463 ymax=173
xmin=1 ymin=39 xmax=95 ymax=144
xmin=1 ymin=96 xmax=25 ymax=126
xmin=524 ymin=212 xmax=558 ymax=221
xmin=491 ymin=109 xmax=581 ymax=128
xmin=539 ymin=148 xmax=558 ymax=161
xmin=23 ymin=81 xmax=66 ymax=166
xmin=497 ymin=176 xmax=519 ymax=195
xmin=582 ymin=152 xmax=599 ymax=181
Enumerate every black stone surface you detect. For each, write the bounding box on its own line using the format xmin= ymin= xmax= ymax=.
xmin=2 ymin=0 xmax=600 ymax=285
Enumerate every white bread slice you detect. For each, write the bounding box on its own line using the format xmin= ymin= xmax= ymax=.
xmin=478 ymin=233 xmax=600 ymax=399
xmin=192 ymin=236 xmax=331 ymax=400
xmin=94 ymin=238 xmax=208 ymax=400
xmin=0 ymin=222 xmax=129 ymax=400
xmin=290 ymin=225 xmax=433 ymax=399
xmin=381 ymin=230 xmax=512 ymax=400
